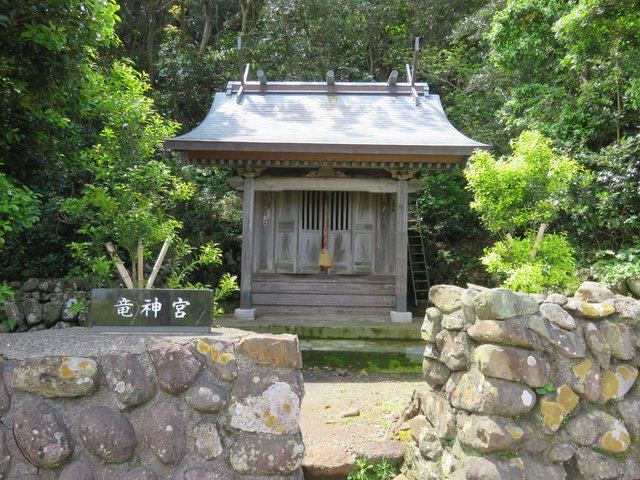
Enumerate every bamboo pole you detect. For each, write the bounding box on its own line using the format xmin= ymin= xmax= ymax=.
xmin=137 ymin=243 xmax=144 ymax=289
xmin=105 ymin=242 xmax=134 ymax=289
xmin=530 ymin=223 xmax=547 ymax=259
xmin=130 ymin=250 xmax=136 ymax=287
xmin=146 ymin=237 xmax=172 ymax=289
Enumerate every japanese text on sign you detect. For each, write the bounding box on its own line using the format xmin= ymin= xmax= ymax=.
xmin=113 ymin=296 xmax=192 ymax=320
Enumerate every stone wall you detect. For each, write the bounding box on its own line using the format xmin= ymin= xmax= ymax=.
xmin=0 ymin=329 xmax=305 ymax=479
xmin=2 ymin=278 xmax=90 ymax=332
xmin=403 ymin=281 xmax=640 ymax=480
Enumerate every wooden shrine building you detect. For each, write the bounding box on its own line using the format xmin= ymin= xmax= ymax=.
xmin=165 ymin=70 xmax=486 ymax=321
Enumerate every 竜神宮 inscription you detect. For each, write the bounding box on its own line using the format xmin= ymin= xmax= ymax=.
xmin=91 ymin=289 xmax=213 ymax=331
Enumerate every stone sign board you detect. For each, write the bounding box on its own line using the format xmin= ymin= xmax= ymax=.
xmin=91 ymin=289 xmax=214 ymax=332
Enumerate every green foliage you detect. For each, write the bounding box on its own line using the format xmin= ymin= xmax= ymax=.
xmin=564 ymin=134 xmax=640 ymax=252
xmin=465 ymin=131 xmax=579 ymax=235
xmin=347 ymin=459 xmax=396 ymax=480
xmin=482 ymin=233 xmax=579 ymax=293
xmin=1 ymin=0 xmax=639 ymax=291
xmin=488 ymin=0 xmax=640 ymax=149
xmin=213 ymin=273 xmax=240 ymax=317
xmin=591 ymin=245 xmax=640 ymax=288
xmin=172 ymin=167 xmax=242 ymax=277
xmin=0 ymin=171 xmax=39 ymax=247
xmin=165 ymin=239 xmax=238 ymax=317
xmin=535 ymin=382 xmax=556 ymax=396
xmin=0 ymin=282 xmax=16 ymax=331
xmin=154 ymin=30 xmax=235 ymax=130
xmin=414 ymin=172 xmax=482 ymax=241
xmin=66 ymin=298 xmax=90 ymax=317
xmin=489 ymin=0 xmax=569 ymax=81
xmin=59 ymin=59 xmax=190 ymax=270
xmin=62 ymin=160 xmax=193 ymax=255
xmin=302 ymin=352 xmax=422 ymax=374
xmin=411 ymin=172 xmax=490 ymax=286
xmin=66 ymin=242 xmax=115 ymax=288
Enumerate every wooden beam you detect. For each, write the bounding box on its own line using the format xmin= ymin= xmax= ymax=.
xmin=237 ymin=36 xmax=244 ymax=84
xmin=235 ymin=85 xmax=244 ymax=104
xmin=387 ymin=70 xmax=398 ymax=86
xmin=225 ymin=80 xmax=428 ymax=95
xmin=234 ymin=176 xmax=424 ymax=193
xmin=240 ymin=177 xmax=255 ymax=309
xmin=395 ymin=180 xmax=408 ymax=312
xmin=411 ymin=86 xmax=419 ymax=106
xmin=257 ymin=69 xmax=267 ymax=85
xmin=326 ymin=70 xmax=335 ymax=85
xmin=180 ymin=149 xmax=469 ymax=164
xmin=411 ymin=37 xmax=420 ymax=85
xmin=405 ymin=64 xmax=412 ymax=84
xmin=242 ymin=63 xmax=250 ymax=84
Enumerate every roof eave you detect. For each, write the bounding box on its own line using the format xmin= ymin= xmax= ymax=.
xmin=163 ymin=139 xmax=489 ymax=157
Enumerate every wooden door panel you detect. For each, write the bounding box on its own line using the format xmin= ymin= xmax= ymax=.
xmin=274 ymin=191 xmax=298 ymax=273
xmin=298 ymin=234 xmax=321 ymax=273
xmin=328 ymin=232 xmax=350 ymax=273
xmin=298 ymin=191 xmax=322 ymax=273
xmin=253 ymin=191 xmax=275 ymax=272
xmin=328 ymin=191 xmax=351 ymax=273
xmin=353 ymin=233 xmax=374 ymax=273
xmin=352 ymin=192 xmax=375 ymax=273
xmin=375 ymin=193 xmax=394 ymax=274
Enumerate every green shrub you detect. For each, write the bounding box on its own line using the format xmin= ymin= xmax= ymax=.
xmin=482 ymin=233 xmax=579 ymax=294
xmin=347 ymin=459 xmax=396 ymax=480
xmin=591 ymin=245 xmax=640 ymax=288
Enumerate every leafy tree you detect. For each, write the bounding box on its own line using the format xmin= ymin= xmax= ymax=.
xmin=60 ymin=60 xmax=192 ymax=282
xmin=0 ymin=0 xmax=123 ymax=277
xmin=0 ymin=171 xmax=40 ymax=314
xmin=465 ymin=131 xmax=579 ymax=236
xmin=465 ymin=131 xmax=580 ymax=292
xmin=488 ymin=0 xmax=640 ymax=150
xmin=554 ymin=0 xmax=640 ymax=146
xmin=563 ymin=134 xmax=640 ymax=253
xmin=482 ymin=233 xmax=578 ymax=293
xmin=0 ymin=172 xmax=39 ymax=247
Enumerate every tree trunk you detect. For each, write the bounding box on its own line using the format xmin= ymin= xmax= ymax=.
xmin=239 ymin=0 xmax=248 ymax=35
xmin=615 ymin=52 xmax=621 ymax=147
xmin=199 ymin=0 xmax=213 ymax=55
xmin=179 ymin=0 xmax=187 ymax=40
xmin=146 ymin=10 xmax=156 ymax=84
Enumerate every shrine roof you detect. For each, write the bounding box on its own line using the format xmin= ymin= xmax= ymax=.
xmin=164 ymin=80 xmax=488 ymax=168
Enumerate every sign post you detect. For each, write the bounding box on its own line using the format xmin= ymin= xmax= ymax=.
xmin=90 ymin=289 xmax=214 ymax=332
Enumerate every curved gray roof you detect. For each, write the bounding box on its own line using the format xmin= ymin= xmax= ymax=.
xmin=164 ymin=81 xmax=488 ymax=160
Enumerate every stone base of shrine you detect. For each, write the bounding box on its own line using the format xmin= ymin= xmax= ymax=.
xmin=234 ymin=308 xmax=256 ymax=320
xmin=390 ymin=311 xmax=413 ymax=323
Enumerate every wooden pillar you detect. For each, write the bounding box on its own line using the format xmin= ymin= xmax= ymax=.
xmin=395 ymin=179 xmax=408 ymax=312
xmin=240 ymin=177 xmax=255 ymax=309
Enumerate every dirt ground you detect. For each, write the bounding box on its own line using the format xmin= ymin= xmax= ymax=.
xmin=300 ymin=367 xmax=422 ymax=454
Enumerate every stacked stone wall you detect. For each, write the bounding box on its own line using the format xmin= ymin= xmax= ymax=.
xmin=0 ymin=329 xmax=305 ymax=479
xmin=2 ymin=278 xmax=90 ymax=332
xmin=403 ymin=281 xmax=640 ymax=480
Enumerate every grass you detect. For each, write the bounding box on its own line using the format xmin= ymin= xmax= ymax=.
xmin=302 ymin=351 xmax=423 ymax=374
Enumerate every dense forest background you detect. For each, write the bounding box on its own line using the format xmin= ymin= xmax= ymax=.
xmin=1 ymin=0 xmax=639 ymax=294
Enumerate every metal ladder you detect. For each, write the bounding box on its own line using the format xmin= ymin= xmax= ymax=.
xmin=407 ymin=202 xmax=431 ymax=306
